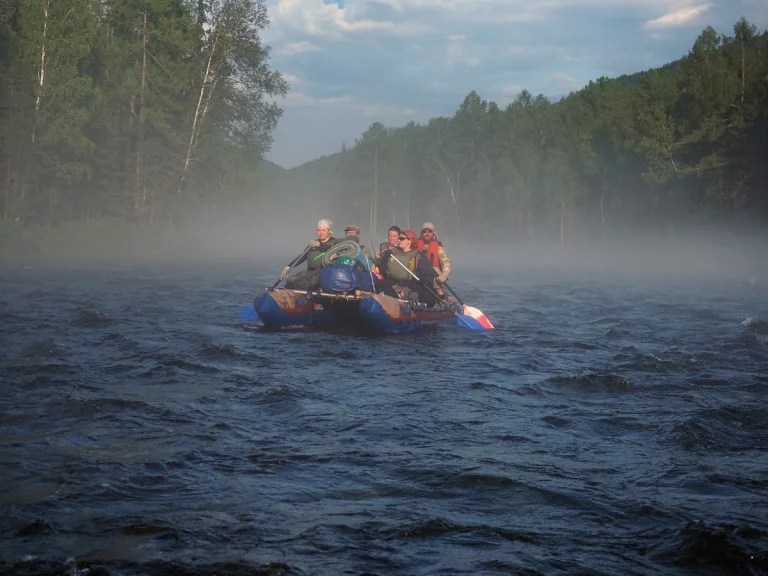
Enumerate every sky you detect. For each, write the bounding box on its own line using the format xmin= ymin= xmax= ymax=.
xmin=261 ymin=0 xmax=768 ymax=169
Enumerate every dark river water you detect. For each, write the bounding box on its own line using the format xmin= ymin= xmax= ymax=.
xmin=1 ymin=260 xmax=767 ymax=576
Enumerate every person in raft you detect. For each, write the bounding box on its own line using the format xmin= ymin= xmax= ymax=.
xmin=280 ymin=219 xmax=339 ymax=291
xmin=416 ymin=221 xmax=451 ymax=296
xmin=375 ymin=229 xmax=438 ymax=306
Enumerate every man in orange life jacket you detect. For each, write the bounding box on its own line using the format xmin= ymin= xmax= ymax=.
xmin=417 ymin=222 xmax=451 ymax=294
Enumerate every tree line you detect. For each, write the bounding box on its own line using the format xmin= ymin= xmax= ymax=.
xmin=316 ymin=18 xmax=767 ymax=244
xmin=0 ymin=0 xmax=286 ymax=229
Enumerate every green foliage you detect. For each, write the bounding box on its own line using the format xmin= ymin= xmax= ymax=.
xmin=0 ymin=0 xmax=285 ymax=230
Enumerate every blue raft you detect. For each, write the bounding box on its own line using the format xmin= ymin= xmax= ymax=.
xmin=250 ymin=288 xmax=457 ymax=334
xmin=244 ymin=263 xmax=459 ymax=334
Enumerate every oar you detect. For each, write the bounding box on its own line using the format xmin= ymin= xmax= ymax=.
xmin=270 ymin=244 xmax=313 ymax=290
xmin=238 ymin=244 xmax=313 ymax=320
xmin=237 ymin=303 xmax=260 ymax=321
xmin=387 ymin=255 xmax=493 ymax=331
xmin=441 ymin=279 xmax=494 ymax=330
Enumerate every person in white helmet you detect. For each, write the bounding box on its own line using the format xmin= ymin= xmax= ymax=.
xmin=281 ymin=219 xmax=339 ymax=290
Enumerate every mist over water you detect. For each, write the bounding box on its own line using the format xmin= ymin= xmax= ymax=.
xmin=7 ymin=206 xmax=767 ymax=292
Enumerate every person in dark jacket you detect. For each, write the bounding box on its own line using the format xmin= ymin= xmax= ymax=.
xmin=376 ymin=229 xmax=438 ymax=306
xmin=282 ymin=219 xmax=339 ymax=290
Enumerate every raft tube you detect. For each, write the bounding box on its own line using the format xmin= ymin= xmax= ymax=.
xmin=251 ymin=289 xmax=457 ymax=333
xmin=357 ymin=293 xmax=457 ymax=334
xmin=253 ymin=289 xmax=336 ymax=328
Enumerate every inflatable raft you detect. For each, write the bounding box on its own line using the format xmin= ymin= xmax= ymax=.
xmin=252 ymin=287 xmax=458 ymax=334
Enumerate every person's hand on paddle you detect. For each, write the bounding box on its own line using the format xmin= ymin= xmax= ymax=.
xmin=307 ymin=240 xmax=320 ymax=248
xmin=436 ymin=273 xmax=448 ymax=285
xmin=280 ymin=266 xmax=291 ymax=280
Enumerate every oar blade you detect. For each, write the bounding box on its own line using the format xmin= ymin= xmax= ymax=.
xmin=237 ymin=303 xmax=260 ymax=321
xmin=461 ymin=304 xmax=495 ymax=330
xmin=455 ymin=312 xmax=490 ymax=331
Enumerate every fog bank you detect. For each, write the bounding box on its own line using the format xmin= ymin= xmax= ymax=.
xmin=3 ymin=216 xmax=766 ymax=291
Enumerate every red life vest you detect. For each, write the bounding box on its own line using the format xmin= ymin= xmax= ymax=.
xmin=423 ymin=240 xmax=443 ymax=271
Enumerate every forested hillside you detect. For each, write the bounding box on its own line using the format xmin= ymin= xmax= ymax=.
xmin=301 ymin=18 xmax=768 ymax=245
xmin=1 ymin=12 xmax=766 ymax=255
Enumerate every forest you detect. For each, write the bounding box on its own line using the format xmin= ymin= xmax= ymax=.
xmin=1 ymin=7 xmax=766 ymax=255
xmin=0 ymin=0 xmax=286 ymax=254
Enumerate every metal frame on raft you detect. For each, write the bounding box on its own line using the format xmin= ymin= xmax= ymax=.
xmin=268 ymin=287 xmax=411 ymax=304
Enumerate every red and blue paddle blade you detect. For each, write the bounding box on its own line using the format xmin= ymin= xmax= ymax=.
xmin=456 ymin=304 xmax=494 ymax=331
xmin=237 ymin=303 xmax=260 ymax=321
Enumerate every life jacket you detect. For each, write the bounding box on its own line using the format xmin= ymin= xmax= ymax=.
xmin=422 ymin=239 xmax=443 ymax=271
xmin=306 ymin=237 xmax=338 ymax=270
xmin=386 ymin=249 xmax=419 ymax=281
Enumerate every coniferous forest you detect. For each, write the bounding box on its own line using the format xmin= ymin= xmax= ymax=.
xmin=1 ymin=7 xmax=766 ymax=255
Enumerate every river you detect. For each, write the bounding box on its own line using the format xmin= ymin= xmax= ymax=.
xmin=1 ymin=260 xmax=766 ymax=575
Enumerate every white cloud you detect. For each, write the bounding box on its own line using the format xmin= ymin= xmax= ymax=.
xmin=366 ymin=0 xmax=406 ymax=12
xmin=362 ymin=104 xmax=421 ymax=118
xmin=443 ymin=35 xmax=483 ymax=69
xmin=278 ymin=41 xmax=321 ymax=56
xmin=500 ymin=84 xmax=525 ymax=95
xmin=548 ymin=72 xmax=582 ymax=92
xmin=280 ymin=91 xmax=352 ymax=107
xmin=267 ymin=0 xmax=423 ymax=40
xmin=281 ymin=73 xmax=302 ymax=86
xmin=505 ymin=44 xmax=578 ymax=63
xmin=644 ymin=4 xmax=711 ymax=29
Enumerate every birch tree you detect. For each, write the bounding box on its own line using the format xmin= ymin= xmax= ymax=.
xmin=178 ymin=0 xmax=286 ymax=200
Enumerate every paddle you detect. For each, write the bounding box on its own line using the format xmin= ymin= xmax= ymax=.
xmin=237 ymin=303 xmax=260 ymax=321
xmin=387 ymin=254 xmax=493 ymax=331
xmin=441 ymin=279 xmax=494 ymax=330
xmin=237 ymin=244 xmax=314 ymax=321
xmin=270 ymin=244 xmax=313 ymax=290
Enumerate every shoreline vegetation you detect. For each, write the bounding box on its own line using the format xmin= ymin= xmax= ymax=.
xmin=1 ymin=8 xmax=767 ymax=260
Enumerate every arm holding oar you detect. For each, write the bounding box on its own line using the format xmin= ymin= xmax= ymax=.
xmin=273 ymin=243 xmax=314 ymax=290
xmin=387 ymin=253 xmax=494 ymax=331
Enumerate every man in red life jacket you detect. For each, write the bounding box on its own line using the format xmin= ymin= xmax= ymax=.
xmin=418 ymin=222 xmax=451 ymax=294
